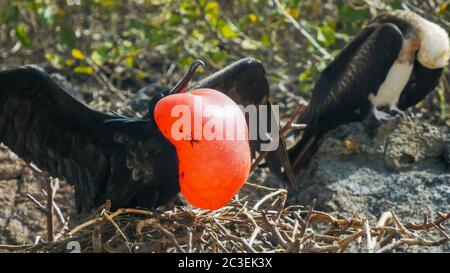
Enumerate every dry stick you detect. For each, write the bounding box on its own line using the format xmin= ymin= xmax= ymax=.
xmin=213 ymin=218 xmax=257 ymax=253
xmin=290 ymin=123 xmax=308 ymax=130
xmin=296 ymin=209 xmax=361 ymax=229
xmin=26 ymin=163 xmax=54 ymax=242
xmin=263 ymin=213 xmax=289 ymax=249
xmin=431 ymin=223 xmax=450 ymax=241
xmin=233 ymin=201 xmax=248 ymax=218
xmin=41 ymin=188 xmax=66 ymax=225
xmin=103 ymin=212 xmax=132 ymax=253
xmin=309 ymin=244 xmax=341 ymax=253
xmin=249 ymin=103 xmax=306 ymax=172
xmin=92 ymin=220 xmax=103 ymax=253
xmin=273 ymin=0 xmax=334 ymax=60
xmin=291 ymin=219 xmax=300 ymax=242
xmin=68 ymin=208 xmax=153 ymax=236
xmin=25 ymin=193 xmax=47 ymax=214
xmin=222 ymin=234 xmax=257 ymax=253
xmin=391 ymin=211 xmax=416 ymax=239
xmin=405 ymin=212 xmax=450 ymax=231
xmin=54 ymin=220 xmax=70 ymax=242
xmin=187 ymin=228 xmax=193 ymax=253
xmin=253 ymin=189 xmax=287 ymax=210
xmin=245 ymin=181 xmax=279 ymax=192
xmin=275 ymin=194 xmax=288 ymax=221
xmin=363 ymin=219 xmax=375 ymax=252
xmin=379 ymin=231 xmax=399 ymax=248
xmin=0 ymin=244 xmax=33 ymax=252
xmin=375 ymin=211 xmax=393 ymax=246
xmin=338 ymin=230 xmax=365 ymax=252
xmin=376 ymin=237 xmax=448 ymax=253
xmin=46 ymin=179 xmax=54 ymax=242
xmin=155 ymin=224 xmax=186 ymax=253
xmin=248 ymin=227 xmax=261 ymax=248
xmin=286 ymin=238 xmax=301 ymax=253
xmin=243 ymin=210 xmax=261 ymax=247
xmin=299 ymin=200 xmax=316 ymax=239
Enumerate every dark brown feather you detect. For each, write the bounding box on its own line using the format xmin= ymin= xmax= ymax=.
xmin=0 ymin=66 xmax=179 ymax=213
xmin=290 ymin=23 xmax=404 ymax=173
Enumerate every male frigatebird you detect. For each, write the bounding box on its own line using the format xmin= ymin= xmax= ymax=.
xmin=289 ymin=10 xmax=450 ymax=174
xmin=0 ymin=58 xmax=292 ymax=212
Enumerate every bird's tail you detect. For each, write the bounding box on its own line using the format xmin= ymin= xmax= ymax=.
xmin=256 ymin=98 xmax=298 ymax=187
xmin=288 ymin=115 xmax=320 ymax=174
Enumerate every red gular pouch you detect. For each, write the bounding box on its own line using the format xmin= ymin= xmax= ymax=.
xmin=153 ymin=61 xmax=251 ymax=210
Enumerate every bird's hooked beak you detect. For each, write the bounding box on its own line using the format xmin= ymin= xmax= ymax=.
xmin=168 ymin=60 xmax=205 ymax=94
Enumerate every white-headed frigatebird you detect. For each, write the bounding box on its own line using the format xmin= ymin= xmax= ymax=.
xmin=289 ymin=10 xmax=450 ymax=174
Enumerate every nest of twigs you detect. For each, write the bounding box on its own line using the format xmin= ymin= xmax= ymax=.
xmin=1 ymin=182 xmax=445 ymax=253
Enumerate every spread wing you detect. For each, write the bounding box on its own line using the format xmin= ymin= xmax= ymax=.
xmin=289 ymin=23 xmax=404 ymax=173
xmin=0 ymin=66 xmax=179 ymax=213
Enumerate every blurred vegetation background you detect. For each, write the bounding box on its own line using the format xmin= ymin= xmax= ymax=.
xmin=0 ymin=0 xmax=449 ymax=122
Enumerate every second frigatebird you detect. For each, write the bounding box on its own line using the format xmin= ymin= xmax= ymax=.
xmin=289 ymin=10 xmax=450 ymax=174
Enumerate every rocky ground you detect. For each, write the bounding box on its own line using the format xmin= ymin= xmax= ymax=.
xmin=0 ymin=70 xmax=449 ymax=252
xmin=0 ymin=145 xmax=76 ymax=245
xmin=294 ymin=117 xmax=449 ymax=252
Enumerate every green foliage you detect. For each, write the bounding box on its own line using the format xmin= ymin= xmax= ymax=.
xmin=60 ymin=26 xmax=77 ymax=49
xmin=15 ymin=23 xmax=32 ymax=46
xmin=0 ymin=0 xmax=448 ymax=122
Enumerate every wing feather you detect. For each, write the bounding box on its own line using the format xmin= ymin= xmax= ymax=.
xmin=290 ymin=23 xmax=405 ymax=173
xmin=0 ymin=66 xmax=178 ymax=212
xmin=398 ymin=60 xmax=444 ymax=110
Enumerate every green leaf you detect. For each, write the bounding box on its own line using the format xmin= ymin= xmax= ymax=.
xmin=211 ymin=51 xmax=228 ymax=64
xmin=387 ymin=1 xmax=402 ymax=10
xmin=125 ymin=57 xmax=134 ymax=68
xmin=297 ymin=82 xmax=314 ymax=95
xmin=60 ymin=26 xmax=77 ymax=49
xmin=220 ymin=23 xmax=238 ymax=39
xmin=0 ymin=4 xmax=19 ymax=24
xmin=71 ymin=49 xmax=86 ymax=60
xmin=15 ymin=24 xmax=32 ymax=46
xmin=73 ymin=65 xmax=94 ymax=75
xmin=260 ymin=34 xmax=271 ymax=47
xmin=317 ymin=24 xmax=336 ymax=46
xmin=91 ymin=47 xmax=109 ymax=65
xmin=205 ymin=1 xmax=219 ymax=20
xmin=178 ymin=56 xmax=194 ymax=67
xmin=248 ymin=13 xmax=257 ymax=23
xmin=299 ymin=70 xmax=313 ymax=82
xmin=338 ymin=6 xmax=369 ymax=23
xmin=135 ymin=70 xmax=150 ymax=80
xmin=45 ymin=53 xmax=65 ymax=69
xmin=167 ymin=12 xmax=182 ymax=25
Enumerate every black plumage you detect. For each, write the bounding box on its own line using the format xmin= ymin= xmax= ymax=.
xmin=289 ymin=11 xmax=448 ymax=174
xmin=0 ymin=65 xmax=179 ymax=213
xmin=398 ymin=60 xmax=444 ymax=110
xmin=0 ymin=58 xmax=290 ymax=212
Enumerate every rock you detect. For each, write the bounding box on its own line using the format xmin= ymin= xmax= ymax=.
xmin=0 ymin=145 xmax=77 ymax=246
xmin=0 ymin=179 xmax=18 ymax=228
xmin=295 ymin=117 xmax=450 ymax=252
xmin=0 ymin=145 xmax=26 ymax=180
xmin=384 ymin=118 xmax=447 ymax=171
